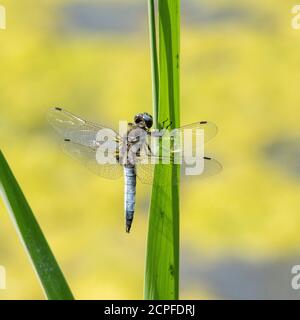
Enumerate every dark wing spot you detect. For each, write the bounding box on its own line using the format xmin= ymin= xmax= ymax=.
xmin=64 ymin=139 xmax=71 ymax=142
xmin=55 ymin=107 xmax=62 ymax=111
xmin=204 ymin=156 xmax=211 ymax=160
xmin=200 ymin=121 xmax=207 ymax=124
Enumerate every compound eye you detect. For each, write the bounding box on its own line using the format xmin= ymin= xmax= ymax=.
xmin=134 ymin=113 xmax=143 ymax=124
xmin=143 ymin=113 xmax=153 ymax=128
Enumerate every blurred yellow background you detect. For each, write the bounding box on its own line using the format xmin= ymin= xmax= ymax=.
xmin=1 ymin=0 xmax=300 ymax=299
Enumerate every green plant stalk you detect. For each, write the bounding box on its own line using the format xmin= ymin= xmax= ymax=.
xmin=145 ymin=0 xmax=180 ymax=300
xmin=147 ymin=0 xmax=159 ymax=128
xmin=0 ymin=150 xmax=74 ymax=300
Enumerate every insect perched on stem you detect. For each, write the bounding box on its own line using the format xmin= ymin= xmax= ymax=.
xmin=48 ymin=108 xmax=221 ymax=233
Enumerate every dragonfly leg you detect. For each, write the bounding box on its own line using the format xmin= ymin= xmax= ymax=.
xmin=161 ymin=118 xmax=168 ymax=127
xmin=161 ymin=118 xmax=172 ymax=129
xmin=165 ymin=121 xmax=173 ymax=130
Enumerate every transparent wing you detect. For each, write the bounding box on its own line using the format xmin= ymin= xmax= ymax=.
xmin=136 ymin=163 xmax=155 ymax=185
xmin=47 ymin=107 xmax=122 ymax=147
xmin=150 ymin=121 xmax=218 ymax=156
xmin=177 ymin=121 xmax=218 ymax=143
xmin=135 ymin=156 xmax=222 ymax=185
xmin=154 ymin=121 xmax=217 ymax=143
xmin=182 ymin=156 xmax=222 ymax=179
xmin=62 ymin=140 xmax=123 ymax=180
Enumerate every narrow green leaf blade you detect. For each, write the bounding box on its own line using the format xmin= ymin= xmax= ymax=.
xmin=0 ymin=150 xmax=74 ymax=300
xmin=148 ymin=0 xmax=159 ymax=128
xmin=145 ymin=0 xmax=180 ymax=300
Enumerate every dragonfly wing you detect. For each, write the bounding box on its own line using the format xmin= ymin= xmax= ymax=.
xmin=135 ymin=155 xmax=222 ymax=185
xmin=47 ymin=107 xmax=121 ymax=147
xmin=154 ymin=121 xmax=217 ymax=156
xmin=180 ymin=156 xmax=222 ymax=179
xmin=136 ymin=163 xmax=155 ymax=185
xmin=62 ymin=140 xmax=123 ymax=180
xmin=176 ymin=121 xmax=218 ymax=144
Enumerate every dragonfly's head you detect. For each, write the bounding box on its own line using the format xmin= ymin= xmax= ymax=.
xmin=134 ymin=112 xmax=153 ymax=129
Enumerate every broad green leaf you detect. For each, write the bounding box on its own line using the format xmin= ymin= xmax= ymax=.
xmin=0 ymin=150 xmax=74 ymax=300
xmin=145 ymin=0 xmax=180 ymax=300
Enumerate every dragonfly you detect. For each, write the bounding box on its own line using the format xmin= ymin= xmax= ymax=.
xmin=47 ymin=107 xmax=222 ymax=233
